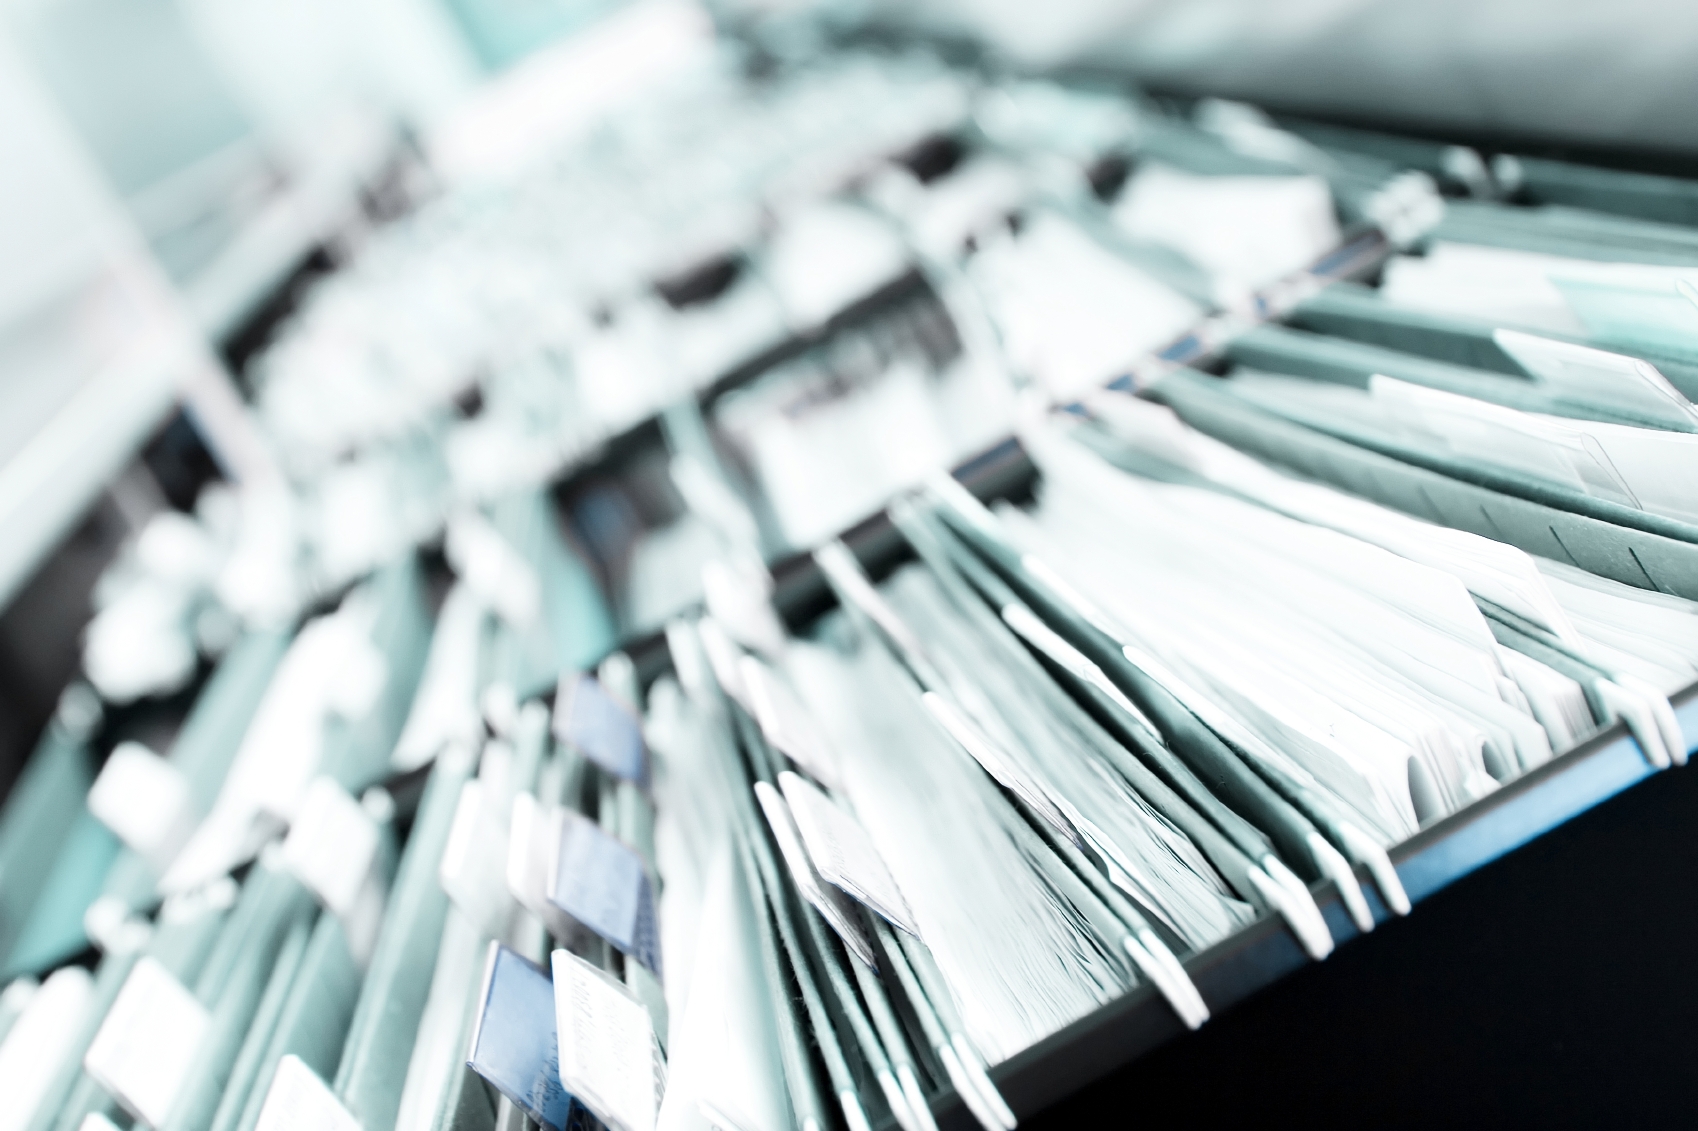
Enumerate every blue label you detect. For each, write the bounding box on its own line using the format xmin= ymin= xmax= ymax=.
xmin=468 ymin=946 xmax=578 ymax=1131
xmin=549 ymin=814 xmax=663 ymax=977
xmin=559 ymin=675 xmax=648 ymax=785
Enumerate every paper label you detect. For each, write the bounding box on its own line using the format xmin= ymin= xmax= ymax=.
xmin=1115 ymin=165 xmax=1340 ymax=291
xmin=971 ymin=212 xmax=1202 ymax=400
xmin=549 ymin=814 xmax=662 ymax=976
xmin=468 ymin=945 xmax=576 ymax=1131
xmin=552 ymin=950 xmax=663 ymax=1131
xmin=84 ymin=957 xmax=210 ymax=1128
xmin=777 ymin=772 xmax=919 ymax=938
xmin=740 ymin=659 xmax=841 ymax=789
xmin=87 ymin=742 xmax=193 ymax=873
xmin=508 ymin=794 xmax=581 ymax=945
xmin=753 ymin=782 xmax=876 ymax=965
xmin=253 ymin=1055 xmax=360 ymax=1131
xmin=441 ymin=779 xmax=518 ymax=940
xmin=556 ymin=675 xmax=648 ymax=785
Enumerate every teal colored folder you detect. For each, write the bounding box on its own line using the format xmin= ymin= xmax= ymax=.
xmin=48 ymin=893 xmax=235 ymax=1131
xmin=1277 ymin=117 xmax=1481 ymax=189
xmin=203 ymin=916 xmax=316 ymax=1131
xmin=94 ymin=629 xmax=297 ymax=921
xmin=1510 ymin=155 xmax=1698 ymax=228
xmin=0 ymin=723 xmax=105 ymax=975
xmin=163 ymin=865 xmax=318 ymax=1131
xmin=1427 ymin=199 xmax=1698 ymax=266
xmin=322 ymin=555 xmax=435 ymax=795
xmin=1219 ymin=369 xmax=1698 ymax=550
xmin=1153 ymin=368 xmax=1698 ymax=601
xmin=334 ymin=748 xmax=477 ymax=1129
xmin=1227 ymin=321 xmax=1698 ymax=432
xmin=2 ymin=809 xmax=120 ymax=981
xmin=487 ymin=491 xmax=617 ymax=699
xmin=230 ymin=915 xmax=364 ymax=1131
xmin=1289 ymin=283 xmax=1698 ymax=403
xmin=172 ymin=631 xmax=297 ymax=816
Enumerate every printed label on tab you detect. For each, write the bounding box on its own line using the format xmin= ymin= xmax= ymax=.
xmin=552 ymin=949 xmax=664 ymax=1131
xmin=548 ymin=814 xmax=662 ymax=977
xmin=555 ymin=675 xmax=648 ymax=785
xmin=84 ymin=957 xmax=210 ymax=1129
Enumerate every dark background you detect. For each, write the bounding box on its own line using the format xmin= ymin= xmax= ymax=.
xmin=1027 ymin=745 xmax=1698 ymax=1128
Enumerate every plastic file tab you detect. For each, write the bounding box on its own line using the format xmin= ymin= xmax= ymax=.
xmin=555 ymin=674 xmax=648 ymax=786
xmin=440 ymin=778 xmax=519 ymax=940
xmin=508 ymin=793 xmax=580 ymax=945
xmin=777 ymin=771 xmax=919 ymax=937
xmin=753 ymin=780 xmax=876 ymax=966
xmin=467 ymin=944 xmax=576 ymax=1131
xmin=549 ymin=813 xmax=662 ymax=977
